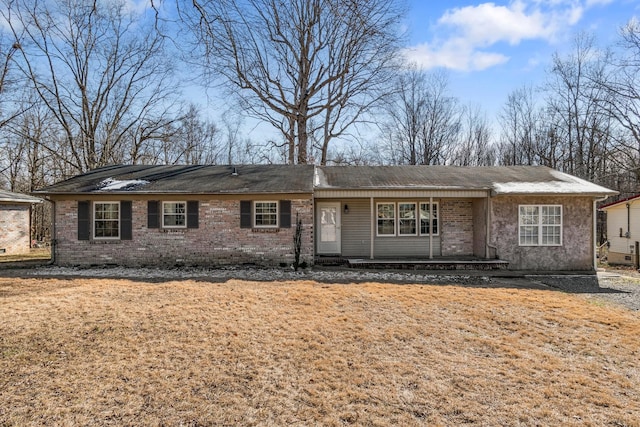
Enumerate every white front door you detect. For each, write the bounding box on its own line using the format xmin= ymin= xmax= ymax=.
xmin=317 ymin=202 xmax=341 ymax=254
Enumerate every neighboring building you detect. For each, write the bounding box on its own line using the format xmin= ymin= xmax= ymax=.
xmin=0 ymin=190 xmax=43 ymax=255
xmin=599 ymin=194 xmax=640 ymax=266
xmin=35 ymin=164 xmax=617 ymax=271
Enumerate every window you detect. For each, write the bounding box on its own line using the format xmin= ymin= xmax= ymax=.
xmin=519 ymin=205 xmax=562 ymax=246
xmin=419 ymin=202 xmax=439 ymax=235
xmin=94 ymin=202 xmax=120 ymax=239
xmin=163 ymin=201 xmax=187 ymax=228
xmin=255 ymin=201 xmax=278 ymax=227
xmin=398 ymin=203 xmax=417 ymax=235
xmin=377 ymin=203 xmax=395 ymax=236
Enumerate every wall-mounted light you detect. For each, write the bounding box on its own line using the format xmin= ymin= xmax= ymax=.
xmin=344 ymin=204 xmax=349 ymax=214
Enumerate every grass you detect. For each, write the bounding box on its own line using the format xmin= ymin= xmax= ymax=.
xmin=0 ymin=248 xmax=51 ymax=263
xmin=1 ymin=276 xmax=639 ymax=426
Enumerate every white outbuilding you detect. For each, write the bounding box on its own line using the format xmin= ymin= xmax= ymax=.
xmin=600 ymin=194 xmax=640 ymax=266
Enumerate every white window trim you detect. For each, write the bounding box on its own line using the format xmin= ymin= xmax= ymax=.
xmin=162 ymin=201 xmax=187 ymax=229
xmin=398 ymin=202 xmax=418 ymax=236
xmin=419 ymin=202 xmax=440 ymax=236
xmin=254 ymin=201 xmax=279 ymax=228
xmin=93 ymin=201 xmax=120 ymax=240
xmin=376 ymin=202 xmax=396 ymax=237
xmin=518 ymin=204 xmax=563 ymax=247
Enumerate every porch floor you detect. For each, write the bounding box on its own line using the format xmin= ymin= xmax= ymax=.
xmin=315 ymin=256 xmax=509 ymax=270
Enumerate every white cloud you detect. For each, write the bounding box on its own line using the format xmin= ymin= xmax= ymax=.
xmin=403 ymin=39 xmax=509 ymax=71
xmin=585 ymin=0 xmax=614 ymax=6
xmin=438 ymin=1 xmax=554 ymax=45
xmin=123 ymin=0 xmax=153 ymax=15
xmin=405 ymin=0 xmax=608 ymax=72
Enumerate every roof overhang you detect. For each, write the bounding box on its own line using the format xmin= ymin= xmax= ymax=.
xmin=599 ymin=194 xmax=640 ymax=210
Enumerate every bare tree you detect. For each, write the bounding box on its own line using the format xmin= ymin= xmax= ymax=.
xmin=543 ymin=32 xmax=613 ymax=181
xmin=381 ymin=67 xmax=461 ymax=165
xmin=497 ymin=85 xmax=541 ymax=166
xmin=451 ymin=104 xmax=495 ymax=167
xmin=150 ymin=104 xmax=221 ymax=165
xmin=2 ymin=0 xmax=182 ymax=173
xmin=0 ymin=30 xmax=26 ymax=129
xmin=180 ymin=0 xmax=405 ymax=164
xmin=597 ymin=19 xmax=640 ymax=188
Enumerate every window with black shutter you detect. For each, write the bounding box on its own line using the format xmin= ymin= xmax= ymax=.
xmin=78 ymin=201 xmax=90 ymax=240
xmin=240 ymin=200 xmax=252 ymax=228
xmin=148 ymin=201 xmax=159 ymax=228
xmin=187 ymin=201 xmax=199 ymax=229
xmin=279 ymin=200 xmax=291 ymax=228
xmin=121 ymin=201 xmax=132 ymax=240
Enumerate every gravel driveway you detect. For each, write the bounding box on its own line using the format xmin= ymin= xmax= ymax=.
xmin=583 ymin=271 xmax=640 ymax=311
xmin=2 ymin=264 xmax=639 ymax=311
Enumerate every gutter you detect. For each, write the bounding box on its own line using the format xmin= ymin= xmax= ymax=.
xmin=593 ymin=195 xmax=610 ymax=271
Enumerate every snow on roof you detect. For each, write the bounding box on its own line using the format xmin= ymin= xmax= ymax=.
xmin=97 ymin=178 xmax=149 ymax=191
xmin=492 ymin=170 xmax=617 ymax=196
xmin=0 ymin=189 xmax=42 ymax=203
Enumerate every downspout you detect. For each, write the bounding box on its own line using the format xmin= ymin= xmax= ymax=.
xmin=626 ymin=202 xmax=631 ymax=238
xmin=594 ymin=196 xmax=610 ymax=271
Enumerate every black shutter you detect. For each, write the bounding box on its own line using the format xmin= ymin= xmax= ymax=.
xmin=78 ymin=201 xmax=90 ymax=241
xmin=187 ymin=201 xmax=199 ymax=229
xmin=280 ymin=200 xmax=291 ymax=228
xmin=121 ymin=201 xmax=132 ymax=240
xmin=148 ymin=201 xmax=159 ymax=228
xmin=240 ymin=200 xmax=252 ymax=228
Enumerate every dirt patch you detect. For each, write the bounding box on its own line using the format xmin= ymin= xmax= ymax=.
xmin=1 ymin=276 xmax=638 ymax=426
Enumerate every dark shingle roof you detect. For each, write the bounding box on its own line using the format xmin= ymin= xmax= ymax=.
xmin=34 ymin=164 xmax=617 ymax=197
xmin=35 ymin=165 xmax=315 ymax=195
xmin=316 ymin=165 xmax=617 ymax=196
xmin=0 ymin=189 xmax=42 ymax=203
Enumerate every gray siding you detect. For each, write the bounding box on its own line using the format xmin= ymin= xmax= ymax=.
xmin=374 ymin=235 xmax=441 ymax=258
xmin=341 ymin=199 xmax=371 ymax=257
xmin=327 ymin=198 xmax=442 ymax=258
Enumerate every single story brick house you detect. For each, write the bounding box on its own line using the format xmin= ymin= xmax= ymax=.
xmin=599 ymin=194 xmax=640 ymax=266
xmin=0 ymin=189 xmax=43 ymax=255
xmin=35 ymin=164 xmax=616 ymax=271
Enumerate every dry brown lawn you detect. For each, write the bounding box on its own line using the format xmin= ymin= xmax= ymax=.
xmin=1 ymin=276 xmax=638 ymax=426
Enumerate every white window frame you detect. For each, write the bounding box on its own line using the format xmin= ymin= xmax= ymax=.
xmin=419 ymin=202 xmax=439 ymax=236
xmin=254 ymin=201 xmax=278 ymax=228
xmin=377 ymin=202 xmax=396 ymax=236
xmin=162 ymin=201 xmax=187 ymax=228
xmin=398 ymin=202 xmax=418 ymax=236
xmin=518 ymin=204 xmax=563 ymax=246
xmin=93 ymin=201 xmax=120 ymax=240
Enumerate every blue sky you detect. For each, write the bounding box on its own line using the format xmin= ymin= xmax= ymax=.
xmin=403 ymin=0 xmax=640 ymax=119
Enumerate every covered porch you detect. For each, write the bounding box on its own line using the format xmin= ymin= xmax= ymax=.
xmin=314 ymin=188 xmax=499 ymax=263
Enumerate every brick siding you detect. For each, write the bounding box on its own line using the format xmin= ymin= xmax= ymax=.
xmin=490 ymin=195 xmax=593 ymax=270
xmin=440 ymin=199 xmax=474 ymax=256
xmin=54 ymin=198 xmax=314 ymax=267
xmin=0 ymin=203 xmax=31 ymax=255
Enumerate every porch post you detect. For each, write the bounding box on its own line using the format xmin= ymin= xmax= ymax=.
xmin=429 ymin=196 xmax=433 ymax=259
xmin=370 ymin=196 xmax=374 ymax=259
